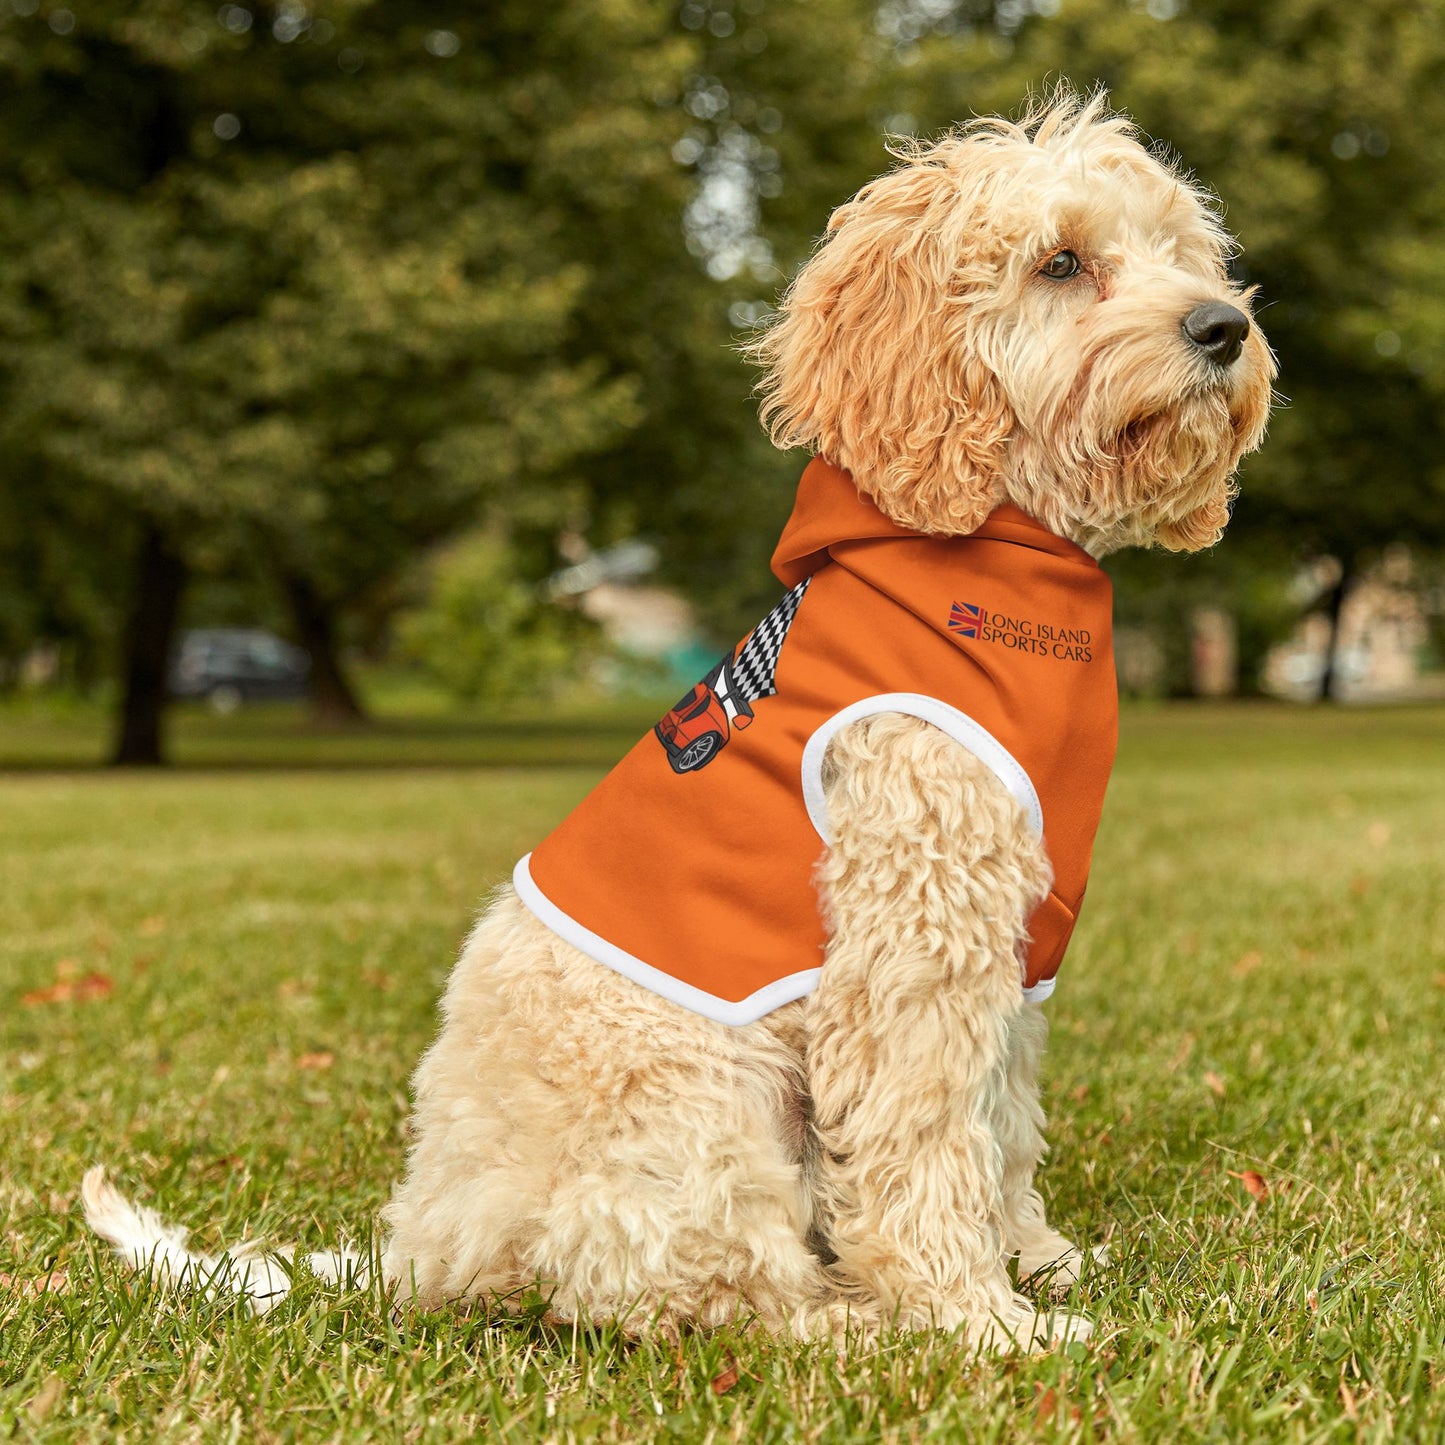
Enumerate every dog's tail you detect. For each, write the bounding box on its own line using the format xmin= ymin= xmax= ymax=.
xmin=81 ymin=1165 xmax=368 ymax=1315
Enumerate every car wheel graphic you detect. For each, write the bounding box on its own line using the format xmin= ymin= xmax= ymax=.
xmin=676 ymin=731 xmax=723 ymax=772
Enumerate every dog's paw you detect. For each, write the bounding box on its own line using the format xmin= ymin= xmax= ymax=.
xmin=972 ymin=1295 xmax=1093 ymax=1353
xmin=1018 ymin=1240 xmax=1110 ymax=1293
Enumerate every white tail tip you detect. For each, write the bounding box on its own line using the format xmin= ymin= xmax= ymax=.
xmin=81 ymin=1165 xmax=368 ymax=1315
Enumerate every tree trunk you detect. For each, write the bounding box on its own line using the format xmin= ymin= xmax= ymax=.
xmin=281 ymin=571 xmax=367 ymax=725
xmin=1317 ymin=556 xmax=1355 ymax=703
xmin=112 ymin=524 xmax=187 ymax=766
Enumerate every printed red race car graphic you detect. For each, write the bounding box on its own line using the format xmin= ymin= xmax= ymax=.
xmin=654 ymin=579 xmax=810 ymax=774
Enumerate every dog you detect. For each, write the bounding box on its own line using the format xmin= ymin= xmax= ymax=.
xmin=85 ymin=90 xmax=1274 ymax=1351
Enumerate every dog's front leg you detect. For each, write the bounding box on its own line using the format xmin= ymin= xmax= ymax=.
xmin=994 ymin=1005 xmax=1101 ymax=1290
xmin=806 ymin=713 xmax=1089 ymax=1350
xmin=995 ymin=1005 xmax=1059 ymax=1276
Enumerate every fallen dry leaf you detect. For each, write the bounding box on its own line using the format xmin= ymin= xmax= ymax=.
xmin=21 ymin=972 xmax=114 ymax=1007
xmin=711 ymin=1358 xmax=740 ymax=1396
xmin=138 ymin=915 xmax=167 ymax=937
xmin=295 ymin=1051 xmax=334 ymax=1071
xmin=1232 ymin=950 xmax=1263 ymax=977
xmin=1433 ymin=974 xmax=1445 ymax=990
xmin=361 ymin=969 xmax=394 ymax=992
xmin=1204 ymin=1070 xmax=1227 ymax=1098
xmin=1070 ymin=1083 xmax=1090 ymax=1103
xmin=0 ymin=1268 xmax=70 ymax=1299
xmin=1034 ymin=1385 xmax=1059 ymax=1424
xmin=1228 ymin=1169 xmax=1269 ymax=1201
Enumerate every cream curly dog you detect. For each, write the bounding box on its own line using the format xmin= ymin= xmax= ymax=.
xmin=85 ymin=92 xmax=1273 ymax=1351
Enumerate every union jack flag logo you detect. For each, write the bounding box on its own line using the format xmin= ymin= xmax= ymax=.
xmin=948 ymin=601 xmax=984 ymax=640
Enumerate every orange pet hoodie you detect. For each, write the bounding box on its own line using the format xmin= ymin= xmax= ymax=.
xmin=515 ymin=458 xmax=1119 ymax=1025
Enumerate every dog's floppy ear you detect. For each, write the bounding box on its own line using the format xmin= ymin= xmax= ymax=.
xmin=749 ymin=149 xmax=1012 ymax=536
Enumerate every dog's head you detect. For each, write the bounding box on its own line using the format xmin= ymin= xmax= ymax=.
xmin=750 ymin=90 xmax=1275 ymax=554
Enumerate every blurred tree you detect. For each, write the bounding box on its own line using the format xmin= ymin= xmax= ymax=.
xmin=0 ymin=450 xmax=129 ymax=694
xmin=0 ymin=0 xmax=910 ymax=752
xmin=0 ymin=1 xmax=696 ymax=758
xmin=395 ymin=530 xmax=597 ymax=705
xmin=573 ymin=0 xmax=892 ymax=638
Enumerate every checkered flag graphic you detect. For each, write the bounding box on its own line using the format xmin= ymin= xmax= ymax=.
xmin=730 ymin=578 xmax=811 ymax=703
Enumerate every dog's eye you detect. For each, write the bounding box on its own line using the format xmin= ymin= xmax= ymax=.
xmin=1040 ymin=250 xmax=1081 ymax=280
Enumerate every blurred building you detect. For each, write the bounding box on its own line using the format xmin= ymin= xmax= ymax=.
xmin=1263 ymin=549 xmax=1441 ymax=701
xmin=547 ymin=541 xmax=714 ymax=687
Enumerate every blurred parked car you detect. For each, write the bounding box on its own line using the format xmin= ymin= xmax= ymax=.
xmin=170 ymin=629 xmax=310 ymax=712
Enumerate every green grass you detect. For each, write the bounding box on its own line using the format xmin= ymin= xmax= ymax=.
xmin=0 ymin=685 xmax=674 ymax=771
xmin=2 ymin=702 xmax=1443 ymax=1442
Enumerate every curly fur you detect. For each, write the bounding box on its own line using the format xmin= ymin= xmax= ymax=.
xmin=84 ymin=88 xmax=1272 ymax=1353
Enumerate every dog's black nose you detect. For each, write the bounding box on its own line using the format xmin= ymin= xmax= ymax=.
xmin=1182 ymin=302 xmax=1250 ymax=367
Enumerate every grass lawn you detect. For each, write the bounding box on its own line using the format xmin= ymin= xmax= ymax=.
xmin=2 ymin=701 xmax=1443 ymax=1442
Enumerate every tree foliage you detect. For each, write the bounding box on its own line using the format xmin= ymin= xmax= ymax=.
xmin=395 ymin=532 xmax=596 ymax=705
xmin=3 ymin=0 xmax=1443 ymax=737
xmin=0 ymin=1 xmax=707 ymax=751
